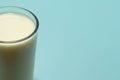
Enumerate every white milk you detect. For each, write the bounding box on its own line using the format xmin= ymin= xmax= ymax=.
xmin=0 ymin=13 xmax=37 ymax=80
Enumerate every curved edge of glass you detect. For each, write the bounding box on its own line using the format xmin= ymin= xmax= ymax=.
xmin=0 ymin=6 xmax=39 ymax=44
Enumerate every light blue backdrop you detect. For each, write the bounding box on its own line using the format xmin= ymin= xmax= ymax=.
xmin=0 ymin=0 xmax=119 ymax=80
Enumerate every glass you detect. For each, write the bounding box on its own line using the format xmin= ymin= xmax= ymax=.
xmin=0 ymin=6 xmax=39 ymax=80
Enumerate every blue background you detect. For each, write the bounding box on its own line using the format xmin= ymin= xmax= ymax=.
xmin=0 ymin=0 xmax=119 ymax=80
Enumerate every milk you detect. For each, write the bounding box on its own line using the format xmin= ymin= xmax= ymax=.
xmin=0 ymin=13 xmax=38 ymax=80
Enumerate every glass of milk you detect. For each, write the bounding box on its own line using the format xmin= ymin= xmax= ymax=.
xmin=0 ymin=6 xmax=39 ymax=80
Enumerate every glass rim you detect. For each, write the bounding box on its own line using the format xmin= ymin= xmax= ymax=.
xmin=0 ymin=6 xmax=39 ymax=44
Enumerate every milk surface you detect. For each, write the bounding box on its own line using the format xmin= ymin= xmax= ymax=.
xmin=0 ymin=13 xmax=35 ymax=42
xmin=0 ymin=13 xmax=37 ymax=80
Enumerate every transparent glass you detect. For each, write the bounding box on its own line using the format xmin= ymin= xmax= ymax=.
xmin=0 ymin=6 xmax=39 ymax=80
